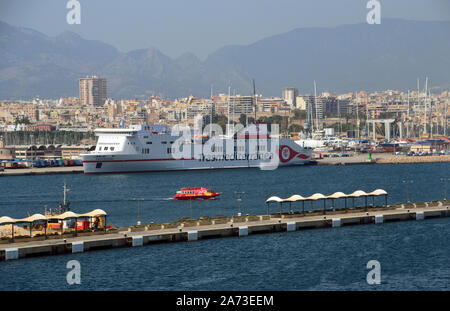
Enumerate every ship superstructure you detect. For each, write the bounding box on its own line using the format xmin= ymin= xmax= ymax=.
xmin=81 ymin=124 xmax=312 ymax=174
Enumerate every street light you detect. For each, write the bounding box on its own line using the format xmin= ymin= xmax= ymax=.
xmin=440 ymin=178 xmax=450 ymax=200
xmin=132 ymin=198 xmax=144 ymax=225
xmin=402 ymin=180 xmax=414 ymax=203
xmin=235 ymin=191 xmax=245 ymax=216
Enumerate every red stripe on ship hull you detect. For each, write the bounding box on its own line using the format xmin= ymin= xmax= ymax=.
xmin=83 ymin=166 xmax=254 ymax=174
xmin=82 ymin=158 xmax=195 ymax=163
xmin=297 ymin=154 xmax=310 ymax=159
xmin=82 ymin=163 xmax=308 ymax=175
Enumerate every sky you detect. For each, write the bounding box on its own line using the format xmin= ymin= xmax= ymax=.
xmin=0 ymin=0 xmax=449 ymax=59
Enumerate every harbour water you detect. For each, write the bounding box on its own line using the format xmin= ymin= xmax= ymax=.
xmin=0 ymin=162 xmax=449 ymax=290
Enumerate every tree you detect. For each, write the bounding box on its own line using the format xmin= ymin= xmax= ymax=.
xmin=15 ymin=116 xmax=31 ymax=126
xmin=289 ymin=124 xmax=303 ymax=133
xmin=293 ymin=109 xmax=306 ymax=120
xmin=239 ymin=114 xmax=247 ymax=126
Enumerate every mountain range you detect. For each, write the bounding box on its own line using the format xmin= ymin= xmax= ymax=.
xmin=0 ymin=19 xmax=449 ymax=100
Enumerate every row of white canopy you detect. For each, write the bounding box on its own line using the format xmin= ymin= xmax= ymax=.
xmin=0 ymin=209 xmax=108 ymax=225
xmin=266 ymin=189 xmax=388 ymax=203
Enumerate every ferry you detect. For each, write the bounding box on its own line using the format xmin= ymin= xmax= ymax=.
xmin=81 ymin=124 xmax=312 ymax=174
xmin=173 ymin=187 xmax=220 ymax=200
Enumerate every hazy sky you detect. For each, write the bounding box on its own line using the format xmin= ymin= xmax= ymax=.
xmin=1 ymin=0 xmax=449 ymax=59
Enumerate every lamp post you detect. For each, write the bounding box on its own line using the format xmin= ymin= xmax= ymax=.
xmin=132 ymin=198 xmax=144 ymax=225
xmin=235 ymin=191 xmax=245 ymax=216
xmin=440 ymin=178 xmax=449 ymax=200
xmin=30 ymin=134 xmax=34 ymax=168
xmin=402 ymin=180 xmax=414 ymax=203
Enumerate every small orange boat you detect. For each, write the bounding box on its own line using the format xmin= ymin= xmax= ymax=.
xmin=173 ymin=187 xmax=220 ymax=200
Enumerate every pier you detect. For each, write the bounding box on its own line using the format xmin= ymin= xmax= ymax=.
xmin=1 ymin=200 xmax=449 ymax=261
xmin=317 ymin=154 xmax=450 ymax=165
xmin=0 ymin=166 xmax=84 ymax=176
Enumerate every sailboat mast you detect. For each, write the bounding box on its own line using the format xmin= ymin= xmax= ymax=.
xmin=417 ymin=78 xmax=420 ymax=137
xmin=356 ymin=93 xmax=360 ymax=139
xmin=338 ymin=100 xmax=342 ymax=135
xmin=252 ymin=79 xmax=256 ymax=124
xmin=210 ymin=84 xmax=213 ymax=138
xmin=444 ymin=98 xmax=448 ymax=137
xmin=424 ymin=77 xmax=428 ymax=135
xmin=227 ymin=86 xmax=231 ymax=136
xmin=365 ymin=94 xmax=369 ymax=138
xmin=407 ymin=90 xmax=410 ymax=138
xmin=232 ymin=89 xmax=236 ymax=132
xmin=314 ymin=81 xmax=319 ymax=131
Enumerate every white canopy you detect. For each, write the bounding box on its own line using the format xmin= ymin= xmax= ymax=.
xmin=368 ymin=189 xmax=388 ymax=196
xmin=283 ymin=195 xmax=306 ymax=202
xmin=0 ymin=216 xmax=16 ymax=225
xmin=306 ymin=193 xmax=327 ymax=200
xmin=266 ymin=196 xmax=283 ymax=203
xmin=0 ymin=209 xmax=108 ymax=224
xmin=47 ymin=211 xmax=80 ymax=220
xmin=327 ymin=192 xmax=347 ymax=199
xmin=266 ymin=188 xmax=388 ymax=204
xmin=348 ymin=190 xmax=368 ymax=198
xmin=16 ymin=214 xmax=48 ymax=223
xmin=78 ymin=209 xmax=108 ymax=218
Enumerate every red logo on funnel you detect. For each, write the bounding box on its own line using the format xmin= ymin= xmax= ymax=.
xmin=278 ymin=145 xmax=299 ymax=163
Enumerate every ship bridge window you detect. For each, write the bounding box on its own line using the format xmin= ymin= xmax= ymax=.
xmin=146 ymin=142 xmax=152 ymax=144
xmin=110 ymin=147 xmax=115 ymax=151
xmin=104 ymin=147 xmax=108 ymax=151
xmin=161 ymin=141 xmax=167 ymax=144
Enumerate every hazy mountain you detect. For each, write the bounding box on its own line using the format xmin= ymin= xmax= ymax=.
xmin=0 ymin=19 xmax=449 ymax=99
xmin=0 ymin=21 xmax=119 ymax=98
xmin=205 ymin=19 xmax=450 ymax=95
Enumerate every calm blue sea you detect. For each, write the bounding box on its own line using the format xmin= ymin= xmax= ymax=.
xmin=0 ymin=162 xmax=449 ymax=290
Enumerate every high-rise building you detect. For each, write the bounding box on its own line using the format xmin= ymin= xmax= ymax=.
xmin=282 ymin=88 xmax=298 ymax=108
xmin=228 ymin=95 xmax=254 ymax=115
xmin=79 ymin=76 xmax=107 ymax=106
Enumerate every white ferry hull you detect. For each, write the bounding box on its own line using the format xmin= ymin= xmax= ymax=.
xmin=82 ymin=154 xmax=311 ymax=174
xmin=81 ymin=125 xmax=312 ymax=174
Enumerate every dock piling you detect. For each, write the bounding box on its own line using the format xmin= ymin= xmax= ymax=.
xmin=5 ymin=248 xmax=19 ymax=260
xmin=239 ymin=226 xmax=248 ymax=236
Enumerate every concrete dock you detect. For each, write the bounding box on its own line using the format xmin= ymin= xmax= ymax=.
xmin=1 ymin=201 xmax=449 ymax=261
xmin=0 ymin=166 xmax=84 ymax=176
xmin=316 ymin=154 xmax=450 ymax=165
xmin=0 ymin=154 xmax=449 ymax=177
